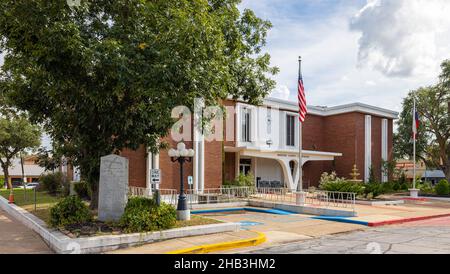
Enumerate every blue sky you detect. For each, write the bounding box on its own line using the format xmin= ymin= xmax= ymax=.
xmin=3 ymin=1 xmax=450 ymax=149
xmin=240 ymin=0 xmax=450 ymax=112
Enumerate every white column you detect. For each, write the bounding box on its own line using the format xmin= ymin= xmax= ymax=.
xmin=253 ymin=157 xmax=258 ymax=185
xmin=235 ymin=151 xmax=240 ymax=178
xmin=364 ymin=115 xmax=372 ymax=182
xmin=146 ymin=149 xmax=152 ymax=194
xmin=381 ymin=119 xmax=388 ymax=182
xmin=199 ymin=139 xmax=205 ymax=192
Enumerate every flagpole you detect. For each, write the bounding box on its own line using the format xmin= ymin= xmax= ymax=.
xmin=410 ymin=92 xmax=419 ymax=198
xmin=413 ymin=94 xmax=416 ymax=190
xmin=298 ymin=56 xmax=303 ymax=194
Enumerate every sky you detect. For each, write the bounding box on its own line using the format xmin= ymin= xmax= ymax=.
xmin=239 ymin=0 xmax=450 ymax=112
xmin=2 ymin=0 xmax=450 ymax=148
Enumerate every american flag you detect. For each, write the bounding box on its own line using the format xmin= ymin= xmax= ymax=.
xmin=298 ymin=66 xmax=307 ymax=123
xmin=412 ymin=108 xmax=419 ymax=140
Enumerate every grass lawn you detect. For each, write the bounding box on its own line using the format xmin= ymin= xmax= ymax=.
xmin=1 ymin=189 xmax=222 ymax=233
xmin=0 ymin=188 xmax=61 ymax=224
xmin=175 ymin=215 xmax=222 ymax=228
xmin=0 ymin=188 xmax=61 ymax=206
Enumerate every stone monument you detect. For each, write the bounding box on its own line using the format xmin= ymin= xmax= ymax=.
xmin=98 ymin=154 xmax=129 ymax=222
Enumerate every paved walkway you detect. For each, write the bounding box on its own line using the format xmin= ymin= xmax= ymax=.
xmin=107 ymin=230 xmax=259 ymax=254
xmin=0 ymin=208 xmax=52 ymax=254
xmin=242 ymin=216 xmax=450 ymax=254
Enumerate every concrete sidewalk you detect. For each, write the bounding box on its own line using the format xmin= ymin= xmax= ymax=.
xmin=0 ymin=208 xmax=52 ymax=254
xmin=106 ymin=230 xmax=261 ymax=254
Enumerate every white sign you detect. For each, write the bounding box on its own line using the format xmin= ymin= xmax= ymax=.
xmin=150 ymin=169 xmax=161 ymax=184
xmin=188 ymin=176 xmax=193 ymax=185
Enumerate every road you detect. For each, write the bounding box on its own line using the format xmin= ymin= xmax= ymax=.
xmin=245 ymin=216 xmax=450 ymax=254
xmin=0 ymin=208 xmax=52 ymax=254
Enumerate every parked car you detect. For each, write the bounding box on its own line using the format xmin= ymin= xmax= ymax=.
xmin=25 ymin=182 xmax=40 ymax=189
xmin=15 ymin=182 xmax=40 ymax=189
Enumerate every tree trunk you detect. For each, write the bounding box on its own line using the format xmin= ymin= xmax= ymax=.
xmin=3 ymin=165 xmax=11 ymax=190
xmin=445 ymin=162 xmax=450 ymax=182
xmin=89 ymin=180 xmax=99 ymax=210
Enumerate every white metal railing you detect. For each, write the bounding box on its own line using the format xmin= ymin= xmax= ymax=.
xmin=128 ymin=186 xmax=355 ymax=212
xmin=186 ymin=186 xmax=256 ymax=208
xmin=251 ymin=188 xmax=356 ymax=212
xmin=128 ymin=186 xmax=178 ymax=206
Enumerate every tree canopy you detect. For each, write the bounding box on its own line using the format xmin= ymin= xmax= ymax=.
xmin=0 ymin=110 xmax=41 ymax=189
xmin=0 ymin=0 xmax=278 ymax=207
xmin=394 ymin=60 xmax=450 ymax=180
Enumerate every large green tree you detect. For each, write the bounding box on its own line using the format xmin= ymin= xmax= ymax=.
xmin=0 ymin=110 xmax=41 ymax=189
xmin=394 ymin=60 xmax=450 ymax=180
xmin=0 ymin=0 xmax=278 ymax=208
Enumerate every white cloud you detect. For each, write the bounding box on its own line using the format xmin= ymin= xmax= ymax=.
xmin=350 ymin=0 xmax=450 ymax=77
xmin=239 ymin=0 xmax=449 ymax=114
xmin=270 ymin=84 xmax=291 ymax=100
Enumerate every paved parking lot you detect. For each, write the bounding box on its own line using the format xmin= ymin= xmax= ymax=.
xmin=242 ymin=216 xmax=450 ymax=254
xmin=203 ymin=210 xmax=365 ymax=247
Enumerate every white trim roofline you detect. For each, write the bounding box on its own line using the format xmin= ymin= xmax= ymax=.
xmin=263 ymin=97 xmax=399 ymax=120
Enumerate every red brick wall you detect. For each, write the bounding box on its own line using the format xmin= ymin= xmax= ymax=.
xmin=122 ymin=103 xmax=395 ymax=190
xmin=120 ymin=145 xmax=147 ymax=188
xmin=224 ymin=152 xmax=236 ymax=182
xmin=303 ymin=114 xmax=325 ymax=151
xmin=303 ymin=161 xmax=327 ymax=187
xmin=204 ymin=141 xmax=223 ymax=189
xmin=371 ymin=116 xmax=382 ymax=182
xmin=159 ymin=138 xmax=194 ymax=191
xmin=322 ymin=113 xmax=363 ymax=180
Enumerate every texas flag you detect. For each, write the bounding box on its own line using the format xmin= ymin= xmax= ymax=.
xmin=412 ymin=108 xmax=419 ymax=140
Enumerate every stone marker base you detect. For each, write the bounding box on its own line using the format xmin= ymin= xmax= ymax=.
xmin=295 ymin=192 xmax=307 ymax=206
xmin=409 ymin=189 xmax=420 ymax=199
xmin=177 ymin=210 xmax=191 ymax=221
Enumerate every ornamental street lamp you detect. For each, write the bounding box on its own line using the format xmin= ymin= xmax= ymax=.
xmin=168 ymin=142 xmax=195 ymax=221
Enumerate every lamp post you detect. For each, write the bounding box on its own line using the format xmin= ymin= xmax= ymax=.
xmin=168 ymin=142 xmax=195 ymax=221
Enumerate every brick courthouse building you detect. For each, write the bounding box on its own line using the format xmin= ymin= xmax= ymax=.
xmin=121 ymin=97 xmax=398 ymax=192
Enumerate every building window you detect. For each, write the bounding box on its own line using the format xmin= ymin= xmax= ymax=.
xmin=242 ymin=108 xmax=251 ymax=142
xmin=267 ymin=109 xmax=272 ymax=135
xmin=239 ymin=159 xmax=252 ymax=175
xmin=286 ymin=114 xmax=296 ymax=147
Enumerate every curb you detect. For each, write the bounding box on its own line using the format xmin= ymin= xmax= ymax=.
xmin=311 ymin=216 xmax=369 ymax=226
xmin=367 ymin=213 xmax=450 ymax=227
xmin=192 ymin=207 xmax=295 ymax=215
xmin=166 ymin=231 xmax=266 ymax=254
xmin=0 ymin=195 xmax=240 ymax=254
xmin=312 ymin=213 xmax=450 ymax=227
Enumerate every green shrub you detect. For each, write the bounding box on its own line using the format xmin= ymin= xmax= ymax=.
xmin=223 ymin=173 xmax=255 ymax=187
xmin=393 ymin=182 xmax=401 ymax=191
xmin=418 ymin=182 xmax=434 ymax=195
xmin=73 ymin=181 xmax=91 ymax=200
xmin=398 ymin=172 xmax=407 ymax=186
xmin=382 ymin=182 xmax=395 ymax=193
xmin=435 ymin=180 xmax=450 ymax=196
xmin=319 ymin=172 xmax=364 ymax=196
xmin=364 ymin=182 xmax=384 ymax=198
xmin=50 ymin=196 xmax=92 ymax=227
xmin=40 ymin=172 xmax=67 ymax=195
xmin=400 ymin=182 xmax=410 ymax=191
xmin=368 ymin=166 xmax=376 ymax=184
xmin=120 ymin=197 xmax=176 ymax=233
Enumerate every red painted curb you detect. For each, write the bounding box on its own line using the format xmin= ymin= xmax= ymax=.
xmin=402 ymin=197 xmax=429 ymax=202
xmin=368 ymin=213 xmax=450 ymax=227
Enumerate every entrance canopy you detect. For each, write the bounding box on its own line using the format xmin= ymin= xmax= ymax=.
xmin=225 ymin=146 xmax=342 ymax=190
